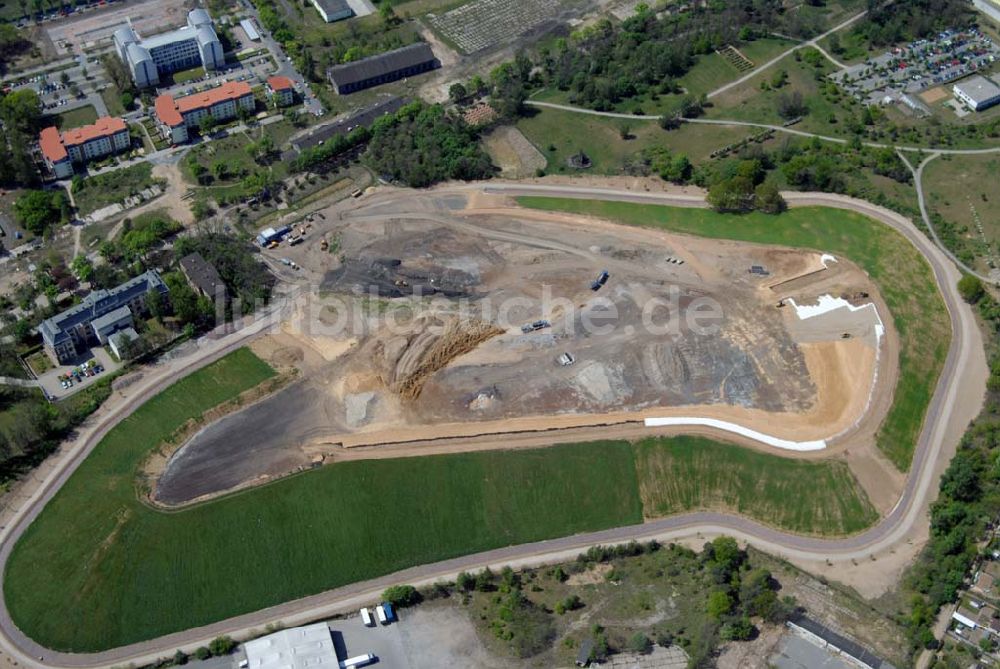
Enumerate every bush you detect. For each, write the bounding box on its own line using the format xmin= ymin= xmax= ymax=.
xmin=958 ymin=274 xmax=985 ymax=304
xmin=208 ymin=636 xmax=236 ymax=656
xmin=382 ymin=584 xmax=422 ymax=608
xmin=194 ymin=647 xmax=211 ymax=661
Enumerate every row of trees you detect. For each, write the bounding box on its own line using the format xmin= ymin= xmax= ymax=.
xmin=904 ymin=275 xmax=1000 ymax=652
xmin=854 ymin=0 xmax=975 ymax=47
xmin=0 ymin=88 xmax=44 ymax=187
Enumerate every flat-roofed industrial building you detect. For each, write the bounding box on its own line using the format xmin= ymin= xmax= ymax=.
xmin=954 ymin=74 xmax=1000 ymax=111
xmin=327 ymin=43 xmax=438 ymax=95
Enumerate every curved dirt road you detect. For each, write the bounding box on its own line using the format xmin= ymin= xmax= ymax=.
xmin=0 ymin=185 xmax=984 ymax=669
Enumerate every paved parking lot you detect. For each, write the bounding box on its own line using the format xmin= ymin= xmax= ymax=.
xmin=330 ymin=617 xmax=411 ymax=668
xmin=36 ymin=347 xmax=120 ymax=401
xmin=769 ymin=633 xmax=854 ymax=669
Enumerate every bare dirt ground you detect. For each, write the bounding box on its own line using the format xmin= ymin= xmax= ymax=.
xmin=45 ymin=0 xmax=191 ymax=53
xmin=153 ymin=188 xmax=894 ymax=509
xmin=482 ymin=126 xmax=547 ymax=178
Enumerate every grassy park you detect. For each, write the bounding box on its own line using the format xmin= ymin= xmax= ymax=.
xmin=517 ymin=199 xmax=948 ymax=471
xmin=4 ymin=339 xmax=881 ymax=651
xmin=72 ymin=163 xmax=163 ymax=215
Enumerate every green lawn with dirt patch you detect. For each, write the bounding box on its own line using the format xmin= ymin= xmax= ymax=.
xmin=516 ymin=198 xmax=948 ymax=472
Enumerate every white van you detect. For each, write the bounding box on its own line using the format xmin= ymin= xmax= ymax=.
xmin=360 ymin=607 xmax=373 ymax=627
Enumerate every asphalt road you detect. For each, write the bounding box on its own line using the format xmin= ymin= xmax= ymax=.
xmin=0 ymin=184 xmax=983 ymax=669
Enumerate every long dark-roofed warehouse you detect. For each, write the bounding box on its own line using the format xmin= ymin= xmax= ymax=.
xmin=327 ymin=43 xmax=439 ymax=95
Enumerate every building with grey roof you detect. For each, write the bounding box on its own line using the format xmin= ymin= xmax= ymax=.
xmin=179 ymin=252 xmax=227 ymax=303
xmin=114 ymin=9 xmax=224 ymax=88
xmin=954 ymin=74 xmax=1000 ymax=111
xmin=327 ymin=43 xmax=438 ymax=95
xmin=40 ymin=270 xmax=168 ymax=364
xmin=310 ymin=0 xmax=352 ymax=22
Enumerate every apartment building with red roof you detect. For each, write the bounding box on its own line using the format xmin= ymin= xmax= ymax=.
xmin=39 ymin=117 xmax=130 ymax=179
xmin=265 ymin=76 xmax=295 ymax=107
xmin=154 ymin=81 xmax=255 ymax=144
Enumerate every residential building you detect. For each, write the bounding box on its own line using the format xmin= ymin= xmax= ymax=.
xmin=39 ymin=270 xmax=168 ymax=364
xmin=266 ymin=76 xmax=295 ymax=107
xmin=154 ymin=81 xmax=255 ymax=144
xmin=179 ymin=252 xmax=227 ymax=302
xmin=309 ymin=0 xmax=352 ymax=23
xmin=113 ymin=9 xmax=224 ymax=88
xmin=327 ymin=43 xmax=438 ymax=95
xmin=39 ymin=117 xmax=131 ymax=178
xmin=954 ymin=74 xmax=1000 ymax=111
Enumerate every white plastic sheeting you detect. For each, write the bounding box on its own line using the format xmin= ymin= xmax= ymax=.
xmin=642 ymin=417 xmax=827 ymax=451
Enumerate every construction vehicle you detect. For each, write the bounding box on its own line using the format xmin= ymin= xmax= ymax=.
xmin=557 ymin=352 xmax=576 ymax=366
xmin=591 ymin=270 xmax=610 ymax=291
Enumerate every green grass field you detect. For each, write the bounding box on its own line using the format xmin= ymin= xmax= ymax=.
xmin=516 ymin=107 xmax=753 ymax=174
xmin=677 ymin=38 xmax=798 ymax=98
xmin=922 ymin=154 xmax=1000 ymax=273
xmin=5 ymin=343 xmax=879 ymax=651
xmin=50 ymin=104 xmax=99 ymax=129
xmin=73 ymin=163 xmax=160 ymax=215
xmin=515 ymin=199 xmax=948 ymax=471
xmin=634 ymin=437 xmax=877 ymax=535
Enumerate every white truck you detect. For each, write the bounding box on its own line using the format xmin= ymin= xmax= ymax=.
xmin=338 ymin=654 xmax=374 ymax=669
xmin=375 ymin=604 xmax=388 ymax=624
xmin=360 ymin=607 xmax=374 ymax=627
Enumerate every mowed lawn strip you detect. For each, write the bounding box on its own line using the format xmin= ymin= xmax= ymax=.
xmin=633 ymin=436 xmax=878 ymax=535
xmin=4 ymin=348 xmax=642 ymax=651
xmin=516 ymin=198 xmax=948 ymax=471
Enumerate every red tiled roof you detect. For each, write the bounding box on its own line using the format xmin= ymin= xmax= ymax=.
xmin=267 ymin=76 xmax=293 ymax=91
xmin=39 ymin=117 xmax=127 ymax=163
xmin=39 ymin=126 xmax=67 ymax=163
xmin=62 ymin=117 xmax=127 ymax=147
xmin=156 ymin=82 xmax=254 ymax=128
xmin=155 ymin=93 xmax=183 ymax=127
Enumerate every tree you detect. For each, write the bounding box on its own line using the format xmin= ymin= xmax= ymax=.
xmin=659 ymin=114 xmax=681 ymax=131
xmin=754 ymin=180 xmax=786 ymax=213
xmin=958 ymin=275 xmax=985 ymax=304
xmin=706 ymin=590 xmax=733 ymax=620
xmin=199 ymin=114 xmax=220 ymax=135
xmin=14 ymin=190 xmax=65 ymax=235
xmin=627 ymin=632 xmax=652 ymax=654
xmin=120 ymin=91 xmax=134 ymax=110
xmin=211 ymin=160 xmax=229 ymax=181
xmin=777 ymin=91 xmax=809 ymax=120
xmin=147 ymin=288 xmax=165 ymax=322
xmin=448 ymin=82 xmax=468 ymax=103
xmin=70 ymin=254 xmax=93 ymax=282
xmin=382 ymin=584 xmax=422 ymax=607
xmin=173 ymin=650 xmax=188 ymax=666
xmin=619 ymin=121 xmax=632 ymax=139
xmin=456 ymin=571 xmax=475 ymax=592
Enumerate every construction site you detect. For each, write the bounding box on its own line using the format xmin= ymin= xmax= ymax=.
xmin=153 ymin=188 xmax=896 ymax=508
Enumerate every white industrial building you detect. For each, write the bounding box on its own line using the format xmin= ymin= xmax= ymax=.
xmin=113 ymin=9 xmax=224 ymax=88
xmin=953 ymin=74 xmax=1000 ymax=111
xmin=243 ymin=624 xmax=341 ymax=669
